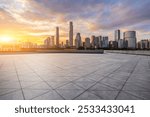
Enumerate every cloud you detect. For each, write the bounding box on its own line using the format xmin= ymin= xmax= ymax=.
xmin=0 ymin=0 xmax=150 ymax=42
xmin=95 ymin=0 xmax=150 ymax=30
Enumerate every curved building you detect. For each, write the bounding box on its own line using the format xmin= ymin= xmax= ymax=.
xmin=124 ymin=31 xmax=136 ymax=49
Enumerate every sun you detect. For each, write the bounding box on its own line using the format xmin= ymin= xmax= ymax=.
xmin=0 ymin=36 xmax=12 ymax=43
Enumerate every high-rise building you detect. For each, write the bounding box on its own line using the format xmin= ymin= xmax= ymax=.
xmin=109 ymin=41 xmax=118 ymax=49
xmin=102 ymin=36 xmax=109 ymax=48
xmin=44 ymin=36 xmax=55 ymax=48
xmin=75 ymin=33 xmax=82 ymax=48
xmin=91 ymin=35 xmax=96 ymax=48
xmin=56 ymin=27 xmax=59 ymax=47
xmin=44 ymin=37 xmax=50 ymax=48
xmin=66 ymin=40 xmax=69 ymax=48
xmin=85 ymin=37 xmax=90 ymax=48
xmin=140 ymin=39 xmax=149 ymax=49
xmin=115 ymin=30 xmax=120 ymax=42
xmin=95 ymin=37 xmax=100 ymax=48
xmin=69 ymin=21 xmax=73 ymax=47
xmin=118 ymin=39 xmax=124 ymax=49
xmin=51 ymin=36 xmax=55 ymax=47
xmin=98 ymin=36 xmax=102 ymax=48
xmin=124 ymin=31 xmax=136 ymax=49
xmin=148 ymin=39 xmax=150 ymax=49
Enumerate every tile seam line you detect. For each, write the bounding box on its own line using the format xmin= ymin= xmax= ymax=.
xmin=0 ymin=89 xmax=20 ymax=97
xmin=13 ymin=58 xmax=26 ymax=100
xmin=55 ymin=62 xmax=117 ymax=90
xmin=30 ymin=90 xmax=51 ymax=100
xmin=22 ymin=59 xmax=65 ymax=100
xmin=73 ymin=62 xmax=125 ymax=100
xmin=106 ymin=75 xmax=150 ymax=91
xmin=123 ymin=91 xmax=145 ymax=100
xmin=73 ymin=57 xmax=141 ymax=100
xmin=114 ymin=58 xmax=141 ymax=100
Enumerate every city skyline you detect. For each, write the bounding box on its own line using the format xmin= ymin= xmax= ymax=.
xmin=0 ymin=0 xmax=150 ymax=44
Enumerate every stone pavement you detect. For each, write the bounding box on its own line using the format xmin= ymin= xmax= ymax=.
xmin=0 ymin=53 xmax=150 ymax=100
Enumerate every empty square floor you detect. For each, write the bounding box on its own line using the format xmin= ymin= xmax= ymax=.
xmin=0 ymin=53 xmax=150 ymax=100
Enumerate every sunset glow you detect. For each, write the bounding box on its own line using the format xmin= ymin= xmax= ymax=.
xmin=0 ymin=0 xmax=150 ymax=45
xmin=0 ymin=36 xmax=12 ymax=43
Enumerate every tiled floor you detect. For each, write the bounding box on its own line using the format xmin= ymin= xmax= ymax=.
xmin=0 ymin=53 xmax=150 ymax=100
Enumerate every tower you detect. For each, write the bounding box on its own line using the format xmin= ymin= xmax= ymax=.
xmin=69 ymin=21 xmax=73 ymax=47
xmin=56 ymin=27 xmax=59 ymax=47
xmin=115 ymin=30 xmax=120 ymax=42
xmin=75 ymin=33 xmax=82 ymax=48
xmin=124 ymin=31 xmax=136 ymax=49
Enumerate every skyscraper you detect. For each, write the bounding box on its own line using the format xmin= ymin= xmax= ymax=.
xmin=91 ymin=35 xmax=96 ymax=48
xmin=98 ymin=36 xmax=102 ymax=48
xmin=118 ymin=39 xmax=124 ymax=49
xmin=66 ymin=40 xmax=69 ymax=48
xmin=75 ymin=33 xmax=82 ymax=48
xmin=140 ymin=40 xmax=149 ymax=49
xmin=115 ymin=30 xmax=120 ymax=42
xmin=69 ymin=21 xmax=73 ymax=47
xmin=44 ymin=37 xmax=50 ymax=48
xmin=102 ymin=36 xmax=109 ymax=48
xmin=124 ymin=31 xmax=136 ymax=49
xmin=56 ymin=27 xmax=59 ymax=47
xmin=85 ymin=37 xmax=91 ymax=48
xmin=50 ymin=36 xmax=55 ymax=47
xmin=44 ymin=36 xmax=55 ymax=48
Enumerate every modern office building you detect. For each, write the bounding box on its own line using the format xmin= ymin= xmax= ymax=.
xmin=102 ymin=36 xmax=109 ymax=48
xmin=51 ymin=36 xmax=55 ymax=47
xmin=44 ymin=36 xmax=55 ymax=48
xmin=98 ymin=36 xmax=103 ymax=48
xmin=85 ymin=37 xmax=91 ymax=48
xmin=44 ymin=37 xmax=50 ymax=48
xmin=95 ymin=37 xmax=100 ymax=48
xmin=65 ymin=40 xmax=69 ymax=48
xmin=69 ymin=21 xmax=73 ymax=47
xmin=91 ymin=35 xmax=96 ymax=48
xmin=75 ymin=33 xmax=82 ymax=48
xmin=118 ymin=39 xmax=124 ymax=49
xmin=115 ymin=30 xmax=120 ymax=42
xmin=109 ymin=41 xmax=118 ymax=49
xmin=149 ymin=39 xmax=150 ymax=48
xmin=124 ymin=31 xmax=136 ymax=49
xmin=56 ymin=27 xmax=59 ymax=47
xmin=140 ymin=39 xmax=149 ymax=49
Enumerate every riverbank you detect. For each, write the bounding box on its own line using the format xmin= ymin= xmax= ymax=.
xmin=0 ymin=49 xmax=104 ymax=54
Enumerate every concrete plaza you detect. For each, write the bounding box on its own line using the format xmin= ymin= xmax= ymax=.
xmin=0 ymin=53 xmax=150 ymax=100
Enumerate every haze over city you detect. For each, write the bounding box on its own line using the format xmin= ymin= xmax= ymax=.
xmin=0 ymin=0 xmax=150 ymax=44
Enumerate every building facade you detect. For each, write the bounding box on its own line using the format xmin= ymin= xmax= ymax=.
xmin=85 ymin=37 xmax=91 ymax=48
xmin=118 ymin=39 xmax=124 ymax=49
xmin=140 ymin=40 xmax=149 ymax=49
xmin=75 ymin=33 xmax=82 ymax=48
xmin=56 ymin=27 xmax=59 ymax=47
xmin=69 ymin=21 xmax=73 ymax=47
xmin=102 ymin=36 xmax=109 ymax=48
xmin=115 ymin=30 xmax=120 ymax=42
xmin=44 ymin=36 xmax=55 ymax=48
xmin=124 ymin=31 xmax=136 ymax=49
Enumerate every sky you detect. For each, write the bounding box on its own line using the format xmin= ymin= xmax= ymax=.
xmin=0 ymin=0 xmax=150 ymax=44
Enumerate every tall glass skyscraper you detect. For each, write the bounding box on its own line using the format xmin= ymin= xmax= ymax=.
xmin=56 ymin=27 xmax=59 ymax=47
xmin=115 ymin=30 xmax=120 ymax=42
xmin=69 ymin=21 xmax=73 ymax=47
